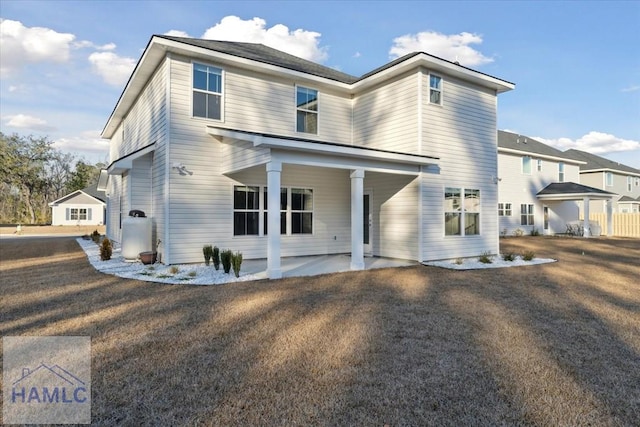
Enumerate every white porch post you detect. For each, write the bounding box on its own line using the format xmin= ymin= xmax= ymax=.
xmin=350 ymin=169 xmax=365 ymax=270
xmin=606 ymin=199 xmax=613 ymax=236
xmin=583 ymin=196 xmax=591 ymax=238
xmin=267 ymin=161 xmax=282 ymax=279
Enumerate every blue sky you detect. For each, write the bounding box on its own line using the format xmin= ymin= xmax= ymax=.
xmin=1 ymin=0 xmax=639 ymax=167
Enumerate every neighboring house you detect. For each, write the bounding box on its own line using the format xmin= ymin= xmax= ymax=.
xmin=563 ymin=149 xmax=640 ymax=213
xmin=617 ymin=196 xmax=640 ymax=213
xmin=101 ymin=35 xmax=514 ymax=278
xmin=49 ymin=183 xmax=106 ymax=226
xmin=497 ymin=131 xmax=615 ymax=236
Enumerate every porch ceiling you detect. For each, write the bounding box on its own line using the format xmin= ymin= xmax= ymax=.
xmin=207 ymin=126 xmax=439 ymax=175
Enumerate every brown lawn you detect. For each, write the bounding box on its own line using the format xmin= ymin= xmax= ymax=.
xmin=1 ymin=236 xmax=638 ymax=426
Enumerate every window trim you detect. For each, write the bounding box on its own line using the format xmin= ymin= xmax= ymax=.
xmin=520 ymin=204 xmax=535 ymax=226
xmin=428 ymin=74 xmax=443 ymax=106
xmin=295 ymin=85 xmax=319 ymax=134
xmin=191 ymin=61 xmax=224 ymax=121
xmin=522 ymin=156 xmax=532 ymax=175
xmin=558 ymin=162 xmax=565 ymax=182
xmin=498 ymin=202 xmax=512 ymax=217
xmin=444 ymin=187 xmax=481 ymax=237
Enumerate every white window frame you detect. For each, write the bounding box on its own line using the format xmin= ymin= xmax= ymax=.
xmin=520 ymin=204 xmax=534 ymax=226
xmin=537 ymin=159 xmax=542 ymax=172
xmin=558 ymin=162 xmax=565 ymax=182
xmin=295 ymin=85 xmax=319 ymax=134
xmin=627 ymin=176 xmax=633 ymax=192
xmin=606 ymin=172 xmax=613 ymax=187
xmin=444 ymin=187 xmax=480 ymax=236
xmin=522 ymin=156 xmax=532 ymax=175
xmin=233 ymin=185 xmax=260 ymax=236
xmin=192 ymin=62 xmax=224 ymax=121
xmin=498 ymin=203 xmax=512 ymax=216
xmin=429 ymin=74 xmax=443 ymax=105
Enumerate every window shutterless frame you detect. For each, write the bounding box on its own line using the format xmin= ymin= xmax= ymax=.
xmin=295 ymin=85 xmax=319 ymax=134
xmin=428 ymin=74 xmax=443 ymax=105
xmin=192 ymin=62 xmax=224 ymax=122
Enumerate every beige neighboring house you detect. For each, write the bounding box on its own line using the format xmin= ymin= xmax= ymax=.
xmin=49 ymin=183 xmax=106 ymax=226
xmin=101 ymin=35 xmax=515 ymax=278
xmin=497 ymin=130 xmax=615 ymax=236
xmin=563 ymin=149 xmax=640 ymax=213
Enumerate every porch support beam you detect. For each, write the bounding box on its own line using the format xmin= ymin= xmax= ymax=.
xmin=583 ymin=196 xmax=591 ymax=238
xmin=350 ymin=169 xmax=365 ymax=270
xmin=267 ymin=161 xmax=282 ymax=279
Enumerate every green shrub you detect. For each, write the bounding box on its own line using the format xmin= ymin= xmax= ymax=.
xmin=530 ymin=227 xmax=540 ymax=236
xmin=502 ymin=252 xmax=516 ymax=262
xmin=91 ymin=229 xmax=101 ymax=243
xmin=231 ymin=251 xmax=243 ymax=278
xmin=454 ymin=257 xmax=463 ymax=265
xmin=478 ymin=251 xmax=493 ymax=264
xmin=203 ymin=245 xmax=213 ymax=265
xmin=221 ymin=249 xmax=233 ymax=274
xmin=169 ymin=266 xmax=180 ymax=275
xmin=213 ymin=246 xmax=220 ymax=270
xmin=100 ymin=238 xmax=112 ymax=261
xmin=522 ymin=251 xmax=535 ymax=261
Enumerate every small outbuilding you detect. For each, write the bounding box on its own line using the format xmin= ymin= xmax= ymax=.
xmin=49 ymin=183 xmax=106 ymax=226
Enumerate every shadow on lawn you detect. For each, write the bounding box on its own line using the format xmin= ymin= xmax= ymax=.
xmin=0 ymin=237 xmax=638 ymax=425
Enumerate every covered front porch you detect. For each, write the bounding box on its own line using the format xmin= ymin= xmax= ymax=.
xmin=537 ymin=182 xmax=616 ymax=237
xmin=208 ymin=126 xmax=439 ymax=279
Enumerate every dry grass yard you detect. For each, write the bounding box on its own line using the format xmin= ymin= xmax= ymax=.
xmin=1 ymin=236 xmax=639 ymax=425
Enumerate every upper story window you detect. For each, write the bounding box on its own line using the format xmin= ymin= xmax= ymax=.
xmin=558 ymin=162 xmax=565 ymax=182
xmin=444 ymin=187 xmax=480 ymax=236
xmin=636 ymin=177 xmax=639 ymax=187
xmin=296 ymin=86 xmax=318 ymax=134
xmin=429 ymin=75 xmax=442 ymax=105
xmin=605 ymin=172 xmax=613 ymax=187
xmin=628 ymin=176 xmax=633 ymax=192
xmin=522 ymin=156 xmax=532 ymax=175
xmin=537 ymin=159 xmax=542 ymax=172
xmin=193 ymin=63 xmax=222 ymax=120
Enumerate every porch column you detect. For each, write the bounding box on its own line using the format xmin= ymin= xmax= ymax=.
xmin=267 ymin=161 xmax=282 ymax=279
xmin=606 ymin=199 xmax=613 ymax=236
xmin=350 ymin=169 xmax=365 ymax=270
xmin=583 ymin=196 xmax=591 ymax=238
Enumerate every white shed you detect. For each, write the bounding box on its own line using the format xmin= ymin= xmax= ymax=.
xmin=49 ymin=184 xmax=106 ymax=226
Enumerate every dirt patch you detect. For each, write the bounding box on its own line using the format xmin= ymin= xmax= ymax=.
xmin=1 ymin=236 xmax=638 ymax=425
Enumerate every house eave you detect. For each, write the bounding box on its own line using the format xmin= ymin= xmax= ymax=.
xmin=579 ymin=168 xmax=640 ymax=178
xmin=498 ymin=147 xmax=586 ymax=165
xmin=107 ymin=143 xmax=155 ymax=175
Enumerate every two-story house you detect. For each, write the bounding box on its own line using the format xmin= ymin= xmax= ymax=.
xmin=563 ymin=149 xmax=640 ymax=214
xmin=497 ymin=131 xmax=615 ymax=236
xmin=101 ymin=35 xmax=515 ymax=278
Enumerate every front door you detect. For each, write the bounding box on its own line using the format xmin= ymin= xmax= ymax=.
xmin=363 ymin=192 xmax=372 ymax=255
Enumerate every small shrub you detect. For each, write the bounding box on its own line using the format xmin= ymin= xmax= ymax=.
xmin=203 ymin=245 xmax=213 ymax=265
xmin=91 ymin=229 xmax=101 ymax=243
xmin=100 ymin=238 xmax=112 ymax=261
xmin=221 ymin=249 xmax=233 ymax=274
xmin=530 ymin=227 xmax=540 ymax=236
xmin=169 ymin=266 xmax=180 ymax=275
xmin=213 ymin=246 xmax=220 ymax=270
xmin=522 ymin=251 xmax=535 ymax=261
xmin=231 ymin=251 xmax=243 ymax=278
xmin=454 ymin=257 xmax=463 ymax=265
xmin=187 ymin=271 xmax=197 ymax=277
xmin=478 ymin=251 xmax=493 ymax=264
xmin=502 ymin=252 xmax=516 ymax=262
xmin=512 ymin=228 xmax=524 ymax=237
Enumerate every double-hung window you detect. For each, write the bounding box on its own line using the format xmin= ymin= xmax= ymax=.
xmin=606 ymin=172 xmax=613 ymax=187
xmin=628 ymin=176 xmax=633 ymax=192
xmin=233 ymin=186 xmax=259 ymax=236
xmin=522 ymin=156 xmax=532 ymax=175
xmin=444 ymin=187 xmax=480 ymax=236
xmin=296 ymin=86 xmax=318 ymax=134
xmin=291 ymin=188 xmax=313 ymax=234
xmin=69 ymin=208 xmax=87 ymax=221
xmin=193 ymin=63 xmax=222 ymax=120
xmin=558 ymin=162 xmax=565 ymax=182
xmin=537 ymin=159 xmax=542 ymax=172
xmin=520 ymin=204 xmax=534 ymax=226
xmin=429 ymin=75 xmax=442 ymax=105
xmin=498 ymin=203 xmax=512 ymax=216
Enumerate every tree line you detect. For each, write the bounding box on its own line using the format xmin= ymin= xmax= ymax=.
xmin=0 ymin=132 xmax=105 ymax=224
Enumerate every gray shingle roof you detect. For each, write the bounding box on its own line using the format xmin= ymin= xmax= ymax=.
xmin=81 ymin=183 xmax=105 ymax=202
xmin=563 ymin=149 xmax=640 ymax=174
xmin=158 ymin=35 xmax=359 ymax=84
xmin=537 ymin=182 xmax=615 ymax=196
xmin=618 ymin=195 xmax=639 ymax=202
xmin=497 ymin=130 xmax=571 ymax=159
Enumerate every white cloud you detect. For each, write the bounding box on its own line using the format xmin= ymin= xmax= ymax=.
xmin=74 ymin=40 xmax=116 ymax=51
xmin=53 ymin=130 xmax=110 ymax=163
xmin=88 ymin=51 xmax=136 ymax=86
xmin=389 ymin=31 xmax=493 ymax=66
xmin=165 ymin=30 xmax=190 ymax=37
xmin=0 ymin=19 xmax=76 ymax=77
xmin=621 ymin=85 xmax=640 ymax=93
xmin=201 ymin=16 xmax=328 ymax=63
xmin=536 ymin=131 xmax=640 ymax=154
xmin=5 ymin=113 xmax=56 ymax=132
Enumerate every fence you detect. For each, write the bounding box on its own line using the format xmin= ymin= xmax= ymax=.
xmin=586 ymin=213 xmax=640 ymax=238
